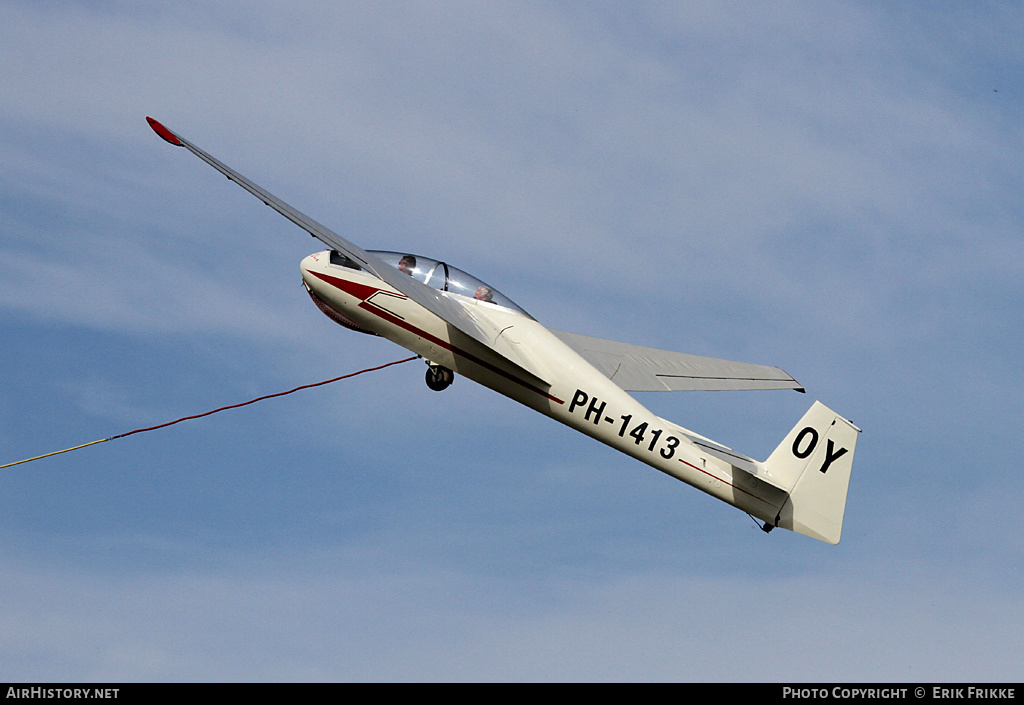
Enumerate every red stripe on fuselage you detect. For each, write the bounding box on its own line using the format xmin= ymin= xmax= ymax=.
xmin=316 ymin=274 xmax=383 ymax=302
xmin=309 ymin=270 xmax=563 ymax=405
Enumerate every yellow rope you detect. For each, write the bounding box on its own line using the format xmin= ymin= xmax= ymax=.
xmin=0 ymin=438 xmax=110 ymax=470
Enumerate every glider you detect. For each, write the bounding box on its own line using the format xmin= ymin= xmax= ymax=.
xmin=147 ymin=117 xmax=860 ymax=544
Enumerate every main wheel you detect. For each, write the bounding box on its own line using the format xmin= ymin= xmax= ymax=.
xmin=425 ymin=365 xmax=454 ymax=391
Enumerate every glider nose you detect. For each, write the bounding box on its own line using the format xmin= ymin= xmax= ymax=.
xmin=299 ymin=252 xmax=324 ymax=290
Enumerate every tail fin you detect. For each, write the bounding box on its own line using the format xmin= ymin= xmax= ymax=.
xmin=763 ymin=401 xmax=861 ymax=544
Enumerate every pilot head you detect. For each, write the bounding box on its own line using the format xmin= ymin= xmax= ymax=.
xmin=398 ymin=254 xmax=417 ymax=275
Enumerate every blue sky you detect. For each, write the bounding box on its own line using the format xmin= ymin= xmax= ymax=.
xmin=1 ymin=0 xmax=1021 ymax=681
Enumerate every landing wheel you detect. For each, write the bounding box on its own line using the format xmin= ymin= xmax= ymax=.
xmin=425 ymin=365 xmax=454 ymax=391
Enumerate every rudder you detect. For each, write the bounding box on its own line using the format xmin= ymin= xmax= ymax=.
xmin=763 ymin=401 xmax=860 ymax=544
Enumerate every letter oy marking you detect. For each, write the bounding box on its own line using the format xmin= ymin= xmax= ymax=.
xmin=818 ymin=439 xmax=848 ymax=474
xmin=792 ymin=426 xmax=848 ymax=474
xmin=792 ymin=427 xmax=818 ymax=458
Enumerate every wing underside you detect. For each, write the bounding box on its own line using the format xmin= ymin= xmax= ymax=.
xmin=146 ymin=117 xmax=550 ymax=388
xmin=550 ymin=329 xmax=804 ymax=393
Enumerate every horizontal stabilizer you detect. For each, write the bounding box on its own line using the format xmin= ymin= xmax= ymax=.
xmin=550 ymin=330 xmax=803 ymax=392
xmin=661 ymin=421 xmax=790 ymax=491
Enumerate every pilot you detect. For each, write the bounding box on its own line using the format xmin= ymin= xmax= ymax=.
xmin=398 ymin=254 xmax=416 ymax=275
xmin=474 ymin=286 xmax=493 ymax=302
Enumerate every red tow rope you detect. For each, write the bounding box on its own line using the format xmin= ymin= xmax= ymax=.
xmin=1 ymin=356 xmax=418 ymax=470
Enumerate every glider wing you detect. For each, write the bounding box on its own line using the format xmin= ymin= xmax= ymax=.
xmin=146 ymin=117 xmax=549 ymax=387
xmin=550 ymin=329 xmax=803 ymax=392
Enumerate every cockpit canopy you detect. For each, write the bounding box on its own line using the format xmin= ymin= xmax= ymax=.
xmin=361 ymin=250 xmax=532 ymax=318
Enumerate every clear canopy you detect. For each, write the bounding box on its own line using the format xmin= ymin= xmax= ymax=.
xmin=367 ymin=250 xmax=531 ymax=317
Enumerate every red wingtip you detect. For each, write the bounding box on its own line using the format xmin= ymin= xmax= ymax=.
xmin=146 ymin=117 xmax=182 ymax=146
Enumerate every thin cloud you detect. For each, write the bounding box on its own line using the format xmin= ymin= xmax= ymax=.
xmin=1 ymin=0 xmax=1021 ymax=682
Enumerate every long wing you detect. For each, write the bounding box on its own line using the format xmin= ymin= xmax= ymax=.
xmin=146 ymin=117 xmax=549 ymax=387
xmin=550 ymin=329 xmax=804 ymax=392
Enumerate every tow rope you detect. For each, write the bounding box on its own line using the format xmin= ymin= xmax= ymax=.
xmin=1 ymin=355 xmax=418 ymax=470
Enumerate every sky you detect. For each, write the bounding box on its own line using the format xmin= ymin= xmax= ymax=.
xmin=0 ymin=0 xmax=1021 ymax=682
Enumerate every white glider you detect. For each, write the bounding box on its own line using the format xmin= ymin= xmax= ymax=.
xmin=148 ymin=117 xmax=860 ymax=543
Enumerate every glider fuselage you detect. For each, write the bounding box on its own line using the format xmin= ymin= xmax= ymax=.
xmin=145 ymin=115 xmax=859 ymax=544
xmin=300 ymin=251 xmax=789 ymax=526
